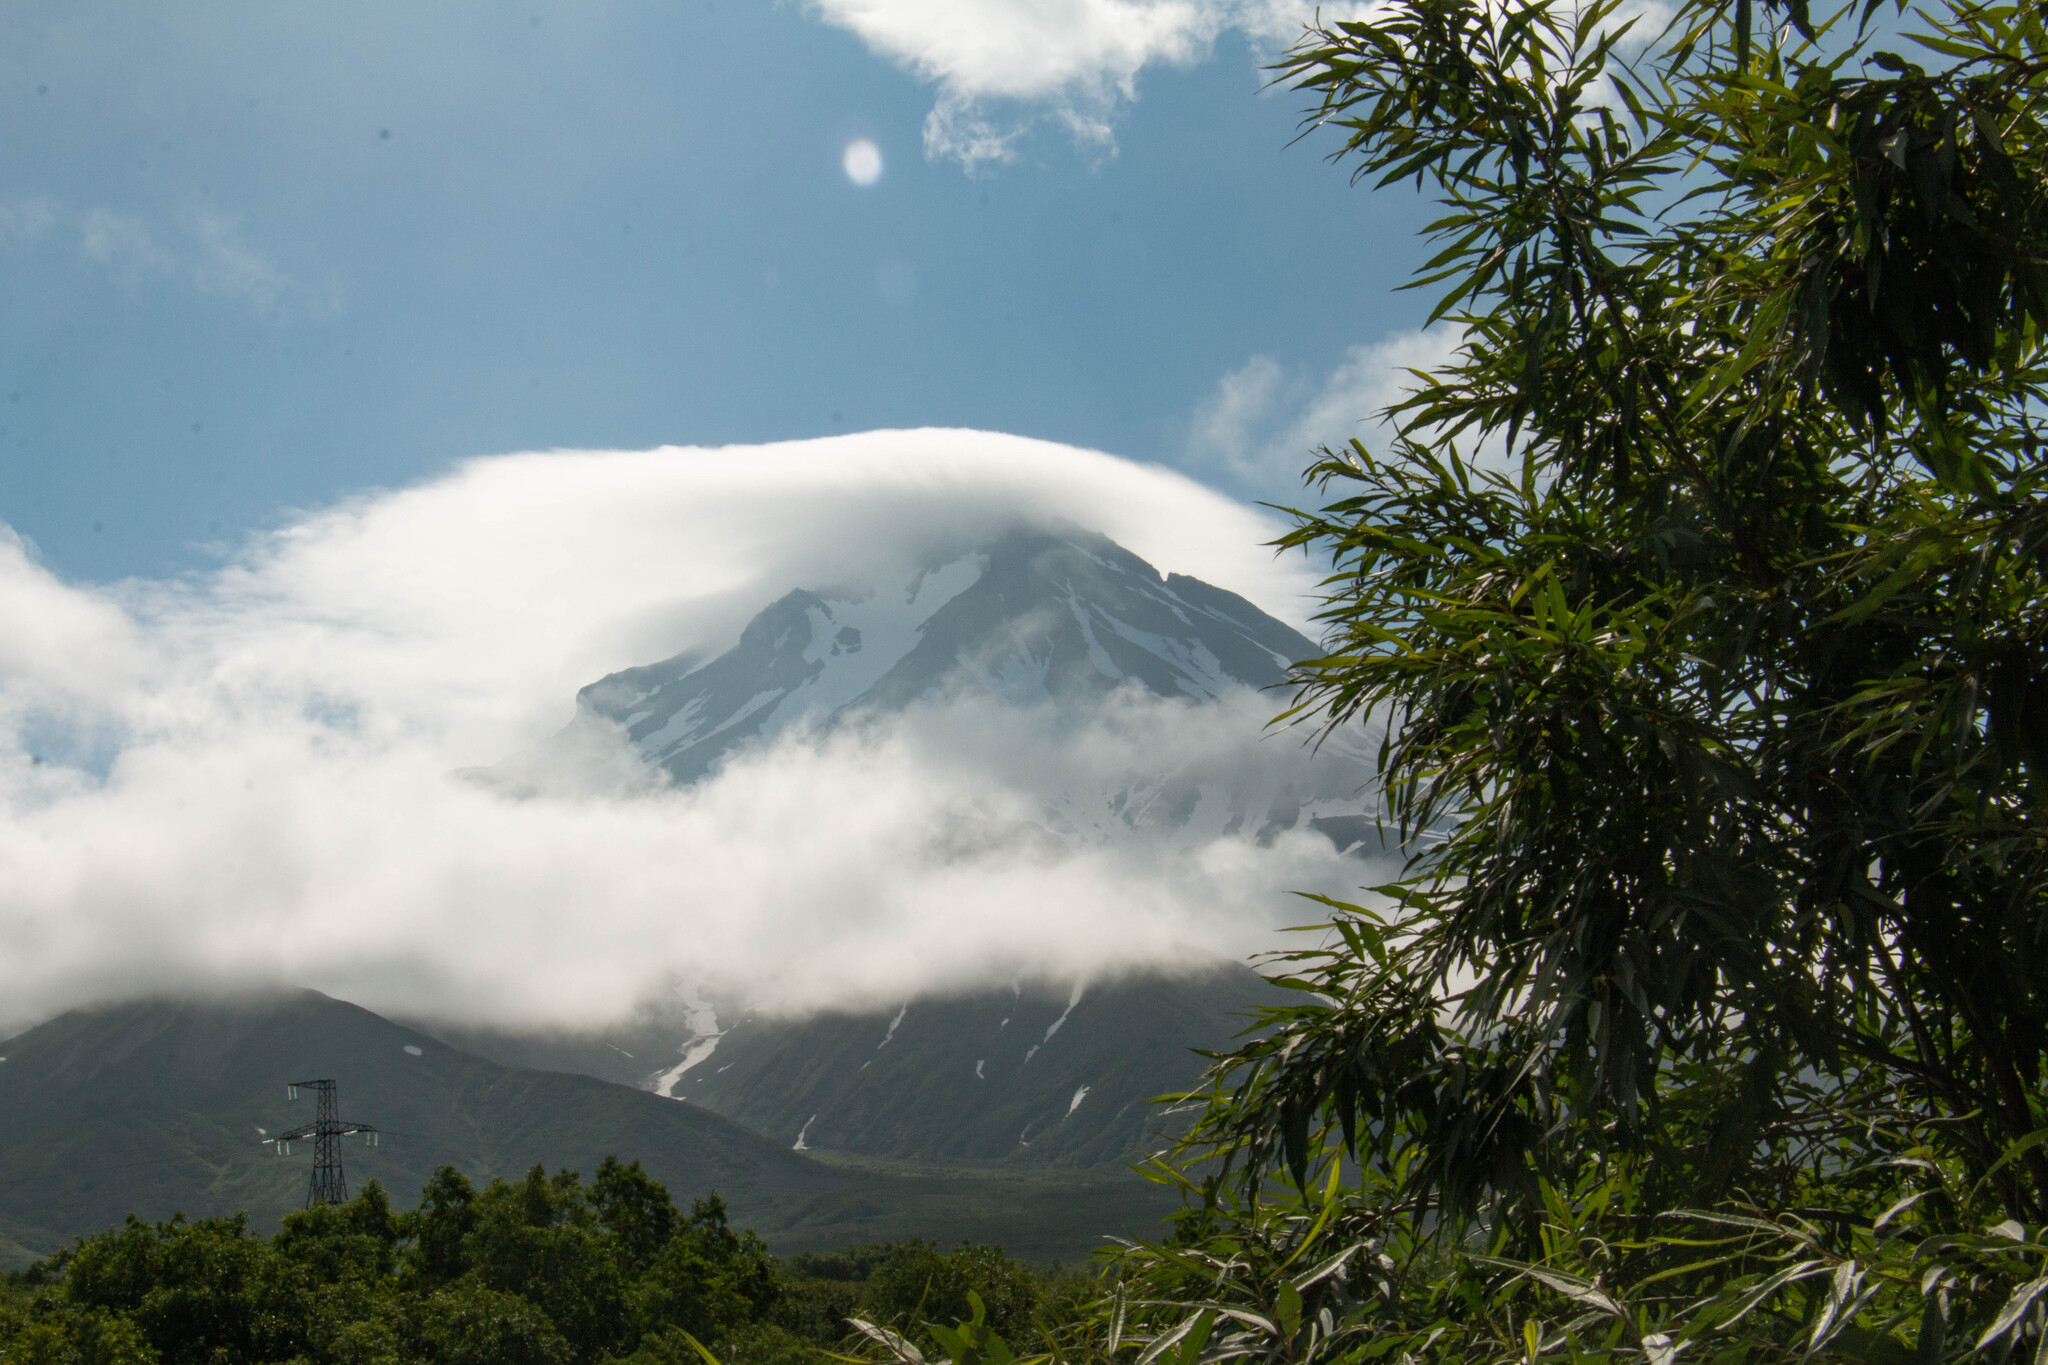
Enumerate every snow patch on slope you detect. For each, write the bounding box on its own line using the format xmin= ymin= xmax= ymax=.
xmin=649 ymin=982 xmax=724 ymax=1098
xmin=787 ymin=556 xmax=987 ymax=722
xmin=652 ymin=1036 xmax=721 ymax=1098
xmin=625 ymin=555 xmax=987 ymax=769
xmin=877 ymin=1003 xmax=908 ymax=1048
xmin=1023 ymin=981 xmax=1084 ymax=1065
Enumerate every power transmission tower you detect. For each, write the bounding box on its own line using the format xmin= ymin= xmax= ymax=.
xmin=269 ymin=1079 xmax=379 ymax=1208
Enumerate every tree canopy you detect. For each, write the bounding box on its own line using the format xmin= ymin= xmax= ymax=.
xmin=1103 ymin=0 xmax=2048 ymax=1359
xmin=1223 ymin=0 xmax=2048 ymax=1216
xmin=0 ymin=1164 xmax=1086 ymax=1365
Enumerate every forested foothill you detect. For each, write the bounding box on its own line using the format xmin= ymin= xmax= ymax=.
xmin=0 ymin=1160 xmax=1091 ymax=1365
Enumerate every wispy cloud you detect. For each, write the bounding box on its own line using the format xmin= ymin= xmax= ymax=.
xmin=0 ymin=197 xmax=62 ymax=248
xmin=78 ymin=208 xmax=177 ymax=285
xmin=0 ymin=432 xmax=1366 ymax=1034
xmin=1190 ymin=328 xmax=1473 ymax=499
xmin=185 ymin=209 xmax=292 ymax=310
xmin=806 ymin=0 xmax=1362 ymax=167
xmin=1 ymin=196 xmax=295 ymax=312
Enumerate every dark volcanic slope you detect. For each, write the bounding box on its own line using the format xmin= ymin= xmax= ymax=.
xmin=0 ymin=992 xmax=1173 ymax=1265
xmin=681 ymin=969 xmax=1280 ymax=1165
xmin=429 ymin=969 xmax=1287 ymax=1169
xmin=572 ymin=526 xmax=1319 ymax=786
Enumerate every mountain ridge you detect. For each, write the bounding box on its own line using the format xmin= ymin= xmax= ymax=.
xmin=0 ymin=990 xmax=1177 ymax=1267
xmin=563 ymin=524 xmax=1318 ymax=787
xmin=421 ymin=966 xmax=1288 ymax=1169
xmin=445 ymin=524 xmax=1364 ymax=1176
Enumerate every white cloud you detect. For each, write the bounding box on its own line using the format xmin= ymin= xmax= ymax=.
xmin=0 ymin=197 xmax=61 ymax=248
xmin=807 ymin=0 xmax=1355 ymax=166
xmin=1189 ymin=353 xmax=1290 ymax=477
xmin=0 ymin=431 xmax=1373 ymax=1035
xmin=78 ymin=207 xmax=176 ymax=285
xmin=0 ymin=196 xmax=294 ymax=311
xmin=1191 ymin=327 xmax=1471 ymax=497
xmin=0 ymin=531 xmax=147 ymax=699
xmin=187 ymin=209 xmax=292 ymax=310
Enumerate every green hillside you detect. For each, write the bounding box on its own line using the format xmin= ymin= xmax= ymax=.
xmin=426 ymin=967 xmax=1286 ymax=1167
xmin=685 ymin=970 xmax=1277 ymax=1164
xmin=0 ymin=991 xmax=1176 ymax=1270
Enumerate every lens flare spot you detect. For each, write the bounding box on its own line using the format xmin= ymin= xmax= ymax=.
xmin=842 ymin=139 xmax=883 ymax=186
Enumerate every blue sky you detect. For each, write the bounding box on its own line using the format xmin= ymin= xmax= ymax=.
xmin=1 ymin=0 xmax=1436 ymax=585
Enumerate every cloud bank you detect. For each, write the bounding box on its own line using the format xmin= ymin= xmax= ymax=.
xmin=0 ymin=430 xmax=1370 ymax=1035
xmin=807 ymin=0 xmax=1356 ymax=166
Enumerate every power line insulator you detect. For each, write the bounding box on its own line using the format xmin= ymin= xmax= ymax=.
xmin=269 ymin=1079 xmax=377 ymax=1208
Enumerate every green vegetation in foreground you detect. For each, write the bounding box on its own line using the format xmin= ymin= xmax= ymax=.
xmin=0 ymin=1160 xmax=1096 ymax=1365
xmin=1079 ymin=0 xmax=2048 ymax=1356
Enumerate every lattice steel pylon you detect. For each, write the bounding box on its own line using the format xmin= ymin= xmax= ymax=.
xmin=269 ymin=1079 xmax=379 ymax=1208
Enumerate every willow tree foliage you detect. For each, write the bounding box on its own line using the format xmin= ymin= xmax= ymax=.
xmin=1075 ymin=3 xmax=2048 ymax=1363
xmin=1198 ymin=0 xmax=2048 ymax=1223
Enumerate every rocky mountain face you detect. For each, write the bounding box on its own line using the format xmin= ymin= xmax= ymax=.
xmin=427 ymin=968 xmax=1288 ymax=1169
xmin=661 ymin=969 xmax=1288 ymax=1164
xmin=571 ymin=524 xmax=1317 ymax=783
xmin=499 ymin=521 xmax=1383 ymax=850
xmin=451 ymin=525 xmax=1374 ymax=1170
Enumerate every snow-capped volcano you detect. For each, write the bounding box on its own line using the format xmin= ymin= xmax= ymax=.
xmin=448 ymin=522 xmax=1392 ymax=1166
xmin=486 ymin=520 xmax=1385 ymax=858
xmin=477 ymin=521 xmax=1391 ymax=862
xmin=575 ymin=524 xmax=1317 ymax=785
